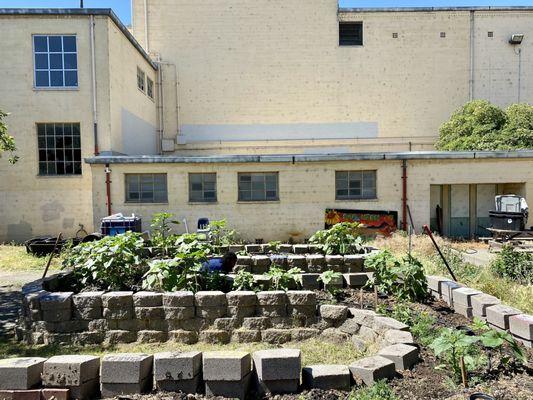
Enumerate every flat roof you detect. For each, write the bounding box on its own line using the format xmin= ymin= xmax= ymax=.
xmin=0 ymin=8 xmax=156 ymax=70
xmin=85 ymin=150 xmax=533 ymax=164
xmin=339 ymin=6 xmax=533 ymax=13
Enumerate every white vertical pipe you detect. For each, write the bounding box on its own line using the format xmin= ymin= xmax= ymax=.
xmin=469 ymin=11 xmax=475 ymax=101
xmin=90 ymin=15 xmax=99 ymax=155
xmin=144 ymin=0 xmax=149 ymax=52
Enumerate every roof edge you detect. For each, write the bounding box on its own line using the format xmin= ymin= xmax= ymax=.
xmin=0 ymin=8 xmax=156 ymax=70
xmin=339 ymin=6 xmax=533 ymax=13
xmin=85 ymin=150 xmax=533 ymax=164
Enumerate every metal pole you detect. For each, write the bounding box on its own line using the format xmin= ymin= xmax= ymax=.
xmin=80 ymin=0 xmax=84 ymax=8
xmin=423 ymin=224 xmax=458 ymax=281
xmin=42 ymin=233 xmax=62 ymax=280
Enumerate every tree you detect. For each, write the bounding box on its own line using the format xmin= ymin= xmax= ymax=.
xmin=0 ymin=110 xmax=18 ymax=164
xmin=500 ymin=103 xmax=533 ymax=150
xmin=436 ymin=100 xmax=507 ymax=151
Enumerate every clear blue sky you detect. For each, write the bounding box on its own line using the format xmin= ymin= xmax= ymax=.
xmin=0 ymin=0 xmax=532 ymax=25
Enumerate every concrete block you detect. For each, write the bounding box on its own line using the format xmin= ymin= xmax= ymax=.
xmin=286 ymin=290 xmax=316 ymax=306
xmin=100 ymin=354 xmax=153 ymax=384
xmin=452 ymin=288 xmax=483 ymax=307
xmin=227 ymin=305 xmax=255 ymax=318
xmin=198 ymin=330 xmax=230 ymax=344
xmin=343 ymin=273 xmax=369 ymax=287
xmin=214 ymin=317 xmax=240 ymax=330
xmin=287 ymin=255 xmax=307 ymax=268
xmin=509 ymin=314 xmax=533 ymax=341
xmin=0 ymin=358 xmax=46 ymax=390
xmin=349 ymin=308 xmax=377 ymax=327
xmin=252 ymin=349 xmax=301 ymax=381
xmin=226 ymin=291 xmax=257 ymax=307
xmin=162 ymin=291 xmax=194 ymax=307
xmin=306 ymin=255 xmax=326 ymax=272
xmin=39 ymin=292 xmax=73 ymax=311
xmin=257 ymin=305 xmax=287 ymax=317
xmin=153 ymin=351 xmax=201 ymax=381
xmin=228 ymin=244 xmax=245 ymax=253
xmin=42 ymin=309 xmax=71 ymax=323
xmin=382 ymin=329 xmax=414 ymax=346
xmin=257 ymin=291 xmax=287 ymax=306
xmin=325 ymin=255 xmax=344 ymax=266
xmin=164 ymin=306 xmax=195 ymax=320
xmin=426 ymin=276 xmax=453 ymax=296
xmin=262 ymin=329 xmax=292 ymax=344
xmin=472 ymin=294 xmax=501 ymax=318
xmin=302 ymin=364 xmax=351 ymax=390
xmin=236 ymin=255 xmax=252 ymax=266
xmin=156 ymin=374 xmax=201 ymax=394
xmin=196 ymin=306 xmax=227 ymax=319
xmin=299 ymin=273 xmax=320 ymax=290
xmin=454 ymin=304 xmax=474 ymax=318
xmin=279 ymin=244 xmax=294 ymax=253
xmin=378 ymin=344 xmax=419 ymax=370
xmin=0 ymin=389 xmax=41 ymax=400
xmin=293 ymin=244 xmax=309 ymax=254
xmin=373 ymin=316 xmax=409 ymax=333
xmin=233 ymin=264 xmax=252 ymax=273
xmin=41 ymin=388 xmax=70 ymax=400
xmin=252 ymin=255 xmax=271 ymax=272
xmin=291 ymin=328 xmax=320 ymax=341
xmin=167 ymin=330 xmax=198 ymax=344
xmin=133 ymin=292 xmax=162 ymax=307
xmin=232 ymin=329 xmax=261 ymax=343
xmin=72 ymin=292 xmax=103 ymax=320
xmin=194 ymin=291 xmax=227 ymax=307
xmin=324 ymin=275 xmax=344 ymax=292
xmin=203 ymin=352 xmax=251 ymax=381
xmin=100 ymin=380 xmax=151 ymax=398
xmin=204 ymin=372 xmax=251 ymax=400
xmin=134 ymin=307 xmax=164 ymax=320
xmin=288 ymin=305 xmax=316 ymax=319
xmin=343 ymin=254 xmax=365 ymax=272
xmin=349 ymin=355 xmax=396 ymax=385
xmin=245 ymin=244 xmax=261 ymax=253
xmin=103 ymin=307 xmax=132 ymax=320
xmin=270 ymin=254 xmax=288 ymax=268
xmin=42 ymin=355 xmax=99 ymax=387
xmin=339 ymin=319 xmax=361 ymax=335
xmin=441 ymin=281 xmax=464 ymax=307
xmin=486 ymin=305 xmax=521 ymax=330
xmin=321 ymin=328 xmax=351 ymax=343
xmin=103 ymin=330 xmax=136 ymax=344
xmin=242 ymin=317 xmax=271 ymax=330
xmin=101 ymin=292 xmax=133 ymax=309
xmin=137 ymin=330 xmax=167 ymax=343
xmin=63 ymin=378 xmax=98 ymax=400
xmin=320 ymin=305 xmax=348 ymax=320
xmin=357 ymin=326 xmax=378 ymax=342
xmin=255 ymin=379 xmax=299 ymax=395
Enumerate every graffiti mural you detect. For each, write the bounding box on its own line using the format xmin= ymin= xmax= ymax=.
xmin=325 ymin=209 xmax=398 ymax=236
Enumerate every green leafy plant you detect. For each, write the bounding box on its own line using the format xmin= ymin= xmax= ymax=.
xmin=0 ymin=110 xmax=18 ymax=164
xmin=491 ymin=245 xmax=532 ymax=284
xmin=233 ymin=270 xmax=256 ymax=291
xmin=150 ymin=212 xmax=180 ymax=256
xmin=142 ymin=258 xmax=182 ymax=291
xmin=309 ymin=222 xmax=365 ymax=255
xmin=210 ymin=219 xmax=239 ymax=247
xmin=175 ymin=233 xmax=214 ymax=255
xmin=267 ymin=241 xmax=282 ymax=253
xmin=365 ymin=251 xmax=428 ymax=302
xmin=348 ymin=380 xmax=399 ymax=400
xmin=266 ymin=266 xmax=303 ymax=291
xmin=63 ymin=232 xmax=147 ymax=290
xmin=318 ymin=270 xmax=343 ymax=296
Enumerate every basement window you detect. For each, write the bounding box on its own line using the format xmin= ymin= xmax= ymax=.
xmin=488 ymin=31 xmax=494 ymax=38
xmin=336 ymin=170 xmax=376 ymax=200
xmin=189 ymin=173 xmax=217 ymax=202
xmin=238 ymin=172 xmax=279 ymax=202
xmin=137 ymin=67 xmax=145 ymax=92
xmin=37 ymin=123 xmax=81 ymax=176
xmin=339 ymin=22 xmax=363 ymax=46
xmin=126 ymin=174 xmax=167 ymax=203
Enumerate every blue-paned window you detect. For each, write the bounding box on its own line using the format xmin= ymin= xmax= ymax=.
xmin=34 ymin=35 xmax=78 ymax=88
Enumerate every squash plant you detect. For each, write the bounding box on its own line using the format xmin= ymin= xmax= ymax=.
xmin=309 ymin=222 xmax=365 ymax=255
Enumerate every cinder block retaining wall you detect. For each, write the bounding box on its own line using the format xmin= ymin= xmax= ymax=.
xmin=427 ymin=275 xmax=533 ymax=348
xmin=2 ymin=310 xmax=419 ymax=400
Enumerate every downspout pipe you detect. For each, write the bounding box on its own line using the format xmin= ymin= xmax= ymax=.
xmin=105 ymin=164 xmax=112 ymax=216
xmin=469 ymin=10 xmax=475 ymax=101
xmin=144 ymin=0 xmax=149 ymax=52
xmin=89 ymin=15 xmax=99 ymax=155
xmin=401 ymin=160 xmax=408 ymax=231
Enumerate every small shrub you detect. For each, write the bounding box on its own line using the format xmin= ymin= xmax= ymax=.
xmin=318 ymin=270 xmax=343 ymax=297
xmin=233 ymin=270 xmax=256 ymax=291
xmin=210 ymin=219 xmax=239 ymax=247
xmin=491 ymin=245 xmax=532 ymax=284
xmin=266 ymin=265 xmax=303 ymax=291
xmin=63 ymin=232 xmax=147 ymax=290
xmin=150 ymin=212 xmax=180 ymax=256
xmin=348 ymin=380 xmax=399 ymax=400
xmin=309 ymin=222 xmax=365 ymax=255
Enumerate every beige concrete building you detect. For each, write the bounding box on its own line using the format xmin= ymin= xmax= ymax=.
xmin=1 ymin=4 xmax=533 ymax=242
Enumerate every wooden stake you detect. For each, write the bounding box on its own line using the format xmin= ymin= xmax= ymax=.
xmin=460 ymin=356 xmax=468 ymax=388
xmin=42 ymin=233 xmax=62 ymax=280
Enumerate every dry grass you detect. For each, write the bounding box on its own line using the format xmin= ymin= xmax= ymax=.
xmin=0 ymin=338 xmax=368 ymax=366
xmin=0 ymin=244 xmax=61 ymax=273
xmin=372 ymin=233 xmax=533 ymax=314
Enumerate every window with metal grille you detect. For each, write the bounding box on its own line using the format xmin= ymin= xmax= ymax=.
xmin=335 ymin=170 xmax=377 ymax=200
xmin=238 ymin=172 xmax=279 ymax=202
xmin=37 ymin=123 xmax=81 ymax=176
xmin=339 ymin=22 xmax=363 ymax=46
xmin=147 ymin=77 xmax=154 ymax=99
xmin=137 ymin=67 xmax=145 ymax=92
xmin=125 ymin=174 xmax=168 ymax=203
xmin=33 ymin=35 xmax=78 ymax=88
xmin=189 ymin=173 xmax=217 ymax=202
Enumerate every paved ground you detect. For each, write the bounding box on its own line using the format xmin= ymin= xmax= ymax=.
xmin=0 ymin=271 xmax=41 ymax=338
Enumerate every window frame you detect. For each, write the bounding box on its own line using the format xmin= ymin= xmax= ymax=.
xmin=339 ymin=21 xmax=364 ymax=47
xmin=146 ymin=77 xmax=154 ymax=99
xmin=33 ymin=34 xmax=79 ymax=90
xmin=125 ymin=173 xmax=168 ymax=204
xmin=335 ymin=170 xmax=377 ymax=201
xmin=188 ymin=173 xmax=217 ymax=203
xmin=137 ymin=67 xmax=146 ymax=93
xmin=238 ymin=172 xmax=279 ymax=202
xmin=36 ymin=122 xmax=82 ymax=176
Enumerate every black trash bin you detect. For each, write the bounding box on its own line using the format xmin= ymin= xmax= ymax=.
xmin=489 ymin=211 xmax=526 ymax=231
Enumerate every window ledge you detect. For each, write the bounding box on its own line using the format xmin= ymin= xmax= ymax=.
xmin=237 ymin=200 xmax=280 ymax=204
xmin=189 ymin=201 xmax=218 ymax=205
xmin=124 ymin=202 xmax=169 ymax=205
xmin=36 ymin=174 xmax=83 ymax=179
xmin=335 ymin=198 xmax=379 ymax=202
xmin=33 ymin=87 xmax=79 ymax=91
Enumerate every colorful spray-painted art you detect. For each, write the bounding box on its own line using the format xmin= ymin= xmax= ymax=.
xmin=325 ymin=209 xmax=398 ymax=236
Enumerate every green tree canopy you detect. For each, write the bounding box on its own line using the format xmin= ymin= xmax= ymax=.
xmin=0 ymin=110 xmax=18 ymax=164
xmin=436 ymin=100 xmax=533 ymax=151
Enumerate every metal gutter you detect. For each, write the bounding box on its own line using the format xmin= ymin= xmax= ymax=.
xmin=0 ymin=8 xmax=157 ymax=70
xmin=339 ymin=6 xmax=533 ymax=13
xmin=85 ymin=150 xmax=533 ymax=164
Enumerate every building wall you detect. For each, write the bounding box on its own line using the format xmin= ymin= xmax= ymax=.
xmin=131 ymin=1 xmax=533 ymax=154
xmin=0 ymin=14 xmax=158 ymax=242
xmin=90 ymin=157 xmax=533 ymax=242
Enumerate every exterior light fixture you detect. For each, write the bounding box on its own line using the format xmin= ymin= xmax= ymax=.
xmin=509 ymin=34 xmax=524 ymax=45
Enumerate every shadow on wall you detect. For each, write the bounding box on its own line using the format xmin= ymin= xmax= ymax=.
xmin=121 ymin=108 xmax=157 ymax=155
xmin=6 ymin=221 xmax=32 ymax=243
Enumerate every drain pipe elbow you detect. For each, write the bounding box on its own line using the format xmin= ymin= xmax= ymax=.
xmin=105 ymin=164 xmax=112 ymax=216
